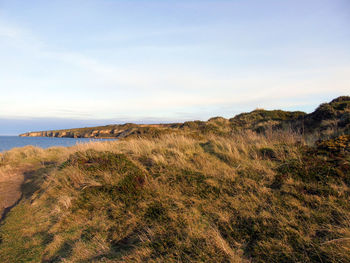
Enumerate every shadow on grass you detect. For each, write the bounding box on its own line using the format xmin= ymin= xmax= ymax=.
xmin=43 ymin=240 xmax=74 ymax=263
xmin=0 ymin=193 xmax=23 ymax=226
xmin=21 ymin=164 xmax=57 ymax=200
xmin=85 ymin=228 xmax=143 ymax=262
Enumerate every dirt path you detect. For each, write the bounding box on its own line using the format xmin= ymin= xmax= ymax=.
xmin=0 ymin=168 xmax=24 ymax=222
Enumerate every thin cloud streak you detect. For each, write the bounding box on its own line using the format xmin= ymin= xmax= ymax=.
xmin=0 ymin=0 xmax=349 ymax=122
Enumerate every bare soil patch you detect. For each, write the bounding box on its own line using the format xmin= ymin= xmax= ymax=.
xmin=0 ymin=169 xmax=24 ymax=222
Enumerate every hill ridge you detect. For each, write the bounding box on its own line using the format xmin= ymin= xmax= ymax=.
xmin=20 ymin=96 xmax=350 ymax=139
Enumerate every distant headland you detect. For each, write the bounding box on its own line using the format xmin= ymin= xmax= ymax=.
xmin=20 ymin=96 xmax=350 ymax=140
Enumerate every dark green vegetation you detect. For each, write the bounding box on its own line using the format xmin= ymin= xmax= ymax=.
xmin=0 ymin=96 xmax=349 ymax=262
xmin=295 ymin=96 xmax=350 ymax=136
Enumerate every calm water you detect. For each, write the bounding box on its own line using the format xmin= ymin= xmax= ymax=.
xmin=0 ymin=136 xmax=115 ymax=152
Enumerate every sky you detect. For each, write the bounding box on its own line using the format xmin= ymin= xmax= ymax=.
xmin=0 ymin=0 xmax=349 ymax=135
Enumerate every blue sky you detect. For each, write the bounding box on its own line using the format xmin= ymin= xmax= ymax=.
xmin=0 ymin=0 xmax=349 ymax=134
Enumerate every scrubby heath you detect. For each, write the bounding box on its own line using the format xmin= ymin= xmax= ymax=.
xmin=0 ymin=129 xmax=349 ymax=262
xmin=0 ymin=96 xmax=348 ymax=262
xmin=20 ymin=96 xmax=350 ymax=139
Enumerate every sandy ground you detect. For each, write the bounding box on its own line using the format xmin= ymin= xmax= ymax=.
xmin=0 ymin=168 xmax=24 ymax=221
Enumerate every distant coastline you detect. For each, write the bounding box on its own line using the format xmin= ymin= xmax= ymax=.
xmin=19 ymin=96 xmax=350 ymax=140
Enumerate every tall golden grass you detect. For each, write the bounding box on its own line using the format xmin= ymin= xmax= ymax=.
xmin=0 ymin=131 xmax=349 ymax=262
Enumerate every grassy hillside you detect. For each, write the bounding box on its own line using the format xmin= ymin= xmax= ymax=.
xmin=1 ymin=97 xmax=349 ymax=262
xmin=19 ymin=96 xmax=350 ymax=140
xmin=0 ymin=130 xmax=349 ymax=262
xmin=294 ymin=96 xmax=350 ymax=136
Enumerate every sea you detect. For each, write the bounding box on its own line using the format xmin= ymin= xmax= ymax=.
xmin=0 ymin=136 xmax=115 ymax=152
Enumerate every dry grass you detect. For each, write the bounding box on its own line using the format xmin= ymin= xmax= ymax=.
xmin=0 ymin=131 xmax=349 ymax=262
xmin=0 ymin=166 xmax=23 ymax=219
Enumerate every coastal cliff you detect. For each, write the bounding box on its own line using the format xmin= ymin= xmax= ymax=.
xmin=20 ymin=96 xmax=350 ymax=139
xmin=20 ymin=123 xmax=179 ymax=139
